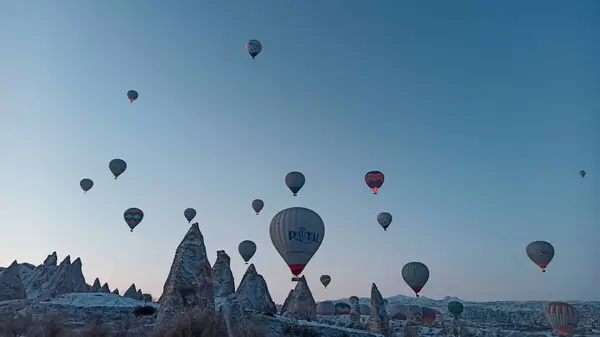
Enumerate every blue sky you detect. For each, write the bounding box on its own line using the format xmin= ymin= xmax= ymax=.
xmin=0 ymin=1 xmax=598 ymax=303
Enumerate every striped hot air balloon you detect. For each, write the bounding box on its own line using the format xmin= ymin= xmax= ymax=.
xmin=365 ymin=171 xmax=384 ymax=194
xmin=526 ymin=241 xmax=555 ymax=272
xmin=402 ymin=262 xmax=430 ymax=297
xmin=545 ymin=302 xmax=579 ymax=336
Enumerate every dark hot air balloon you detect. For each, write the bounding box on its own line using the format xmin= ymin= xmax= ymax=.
xmin=127 ymin=90 xmax=138 ymax=103
xmin=365 ymin=171 xmax=384 ymax=194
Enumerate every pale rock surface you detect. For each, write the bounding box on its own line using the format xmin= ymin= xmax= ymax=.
xmin=154 ymin=222 xmax=214 ymax=331
xmin=111 ymin=288 xmax=119 ymax=295
xmin=0 ymin=260 xmax=27 ymax=301
xmin=350 ymin=300 xmax=363 ymax=329
xmin=317 ymin=301 xmax=335 ymax=315
xmin=37 ymin=256 xmax=88 ymax=299
xmin=212 ymin=250 xmax=235 ymax=297
xmin=90 ymin=278 xmax=101 ymax=293
xmin=282 ymin=276 xmax=316 ymax=321
xmin=368 ymin=283 xmax=390 ymax=336
xmin=100 ymin=282 xmax=110 ymax=293
xmin=235 ymin=263 xmax=276 ymax=315
xmin=280 ymin=289 xmax=294 ymax=314
xmin=24 ymin=252 xmax=58 ymax=298
xmin=123 ymin=283 xmax=138 ymax=299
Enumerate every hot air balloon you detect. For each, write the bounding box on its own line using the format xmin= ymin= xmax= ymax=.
xmin=579 ymin=170 xmax=586 ymax=178
xmin=409 ymin=304 xmax=423 ymax=320
xmin=421 ymin=307 xmax=437 ymax=325
xmin=269 ymin=207 xmax=324 ymax=278
xmin=252 ymin=199 xmax=264 ymax=215
xmin=349 ymin=296 xmax=359 ymax=305
xmin=238 ymin=240 xmax=257 ymax=264
xmin=80 ymin=178 xmax=93 ymax=194
xmin=448 ymin=301 xmax=464 ymax=320
xmin=124 ymin=208 xmax=143 ymax=232
xmin=127 ymin=90 xmax=138 ymax=103
xmin=526 ymin=241 xmax=554 ymax=272
xmin=184 ymin=208 xmax=196 ymax=223
xmin=402 ymin=262 xmax=430 ymax=297
xmin=320 ymin=275 xmax=331 ymax=289
xmin=285 ymin=171 xmax=305 ymax=196
xmin=365 ymin=171 xmax=384 ymax=194
xmin=377 ymin=212 xmax=392 ymax=231
xmin=545 ymin=302 xmax=579 ymax=336
xmin=246 ymin=39 xmax=262 ymax=59
xmin=109 ymin=159 xmax=127 ymax=179
xmin=334 ymin=302 xmax=351 ymax=315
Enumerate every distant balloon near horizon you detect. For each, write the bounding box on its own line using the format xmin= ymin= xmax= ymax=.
xmin=124 ymin=208 xmax=144 ymax=232
xmin=79 ymin=178 xmax=93 ymax=194
xmin=285 ymin=171 xmax=305 ymax=196
xmin=365 ymin=171 xmax=384 ymax=194
xmin=526 ymin=241 xmax=554 ymax=272
xmin=269 ymin=207 xmax=325 ymax=277
xmin=377 ymin=212 xmax=392 ymax=231
xmin=402 ymin=261 xmax=430 ymax=297
xmin=579 ymin=170 xmax=586 ymax=178
xmin=127 ymin=90 xmax=138 ymax=103
xmin=238 ymin=240 xmax=257 ymax=264
xmin=320 ymin=275 xmax=331 ymax=289
xmin=109 ymin=159 xmax=127 ymax=179
xmin=252 ymin=199 xmax=264 ymax=215
xmin=184 ymin=208 xmax=197 ymax=223
xmin=447 ymin=301 xmax=464 ymax=320
xmin=245 ymin=39 xmax=262 ymax=59
xmin=545 ymin=302 xmax=579 ymax=335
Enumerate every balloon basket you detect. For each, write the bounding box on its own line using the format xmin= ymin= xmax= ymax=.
xmin=291 ymin=277 xmax=301 ymax=282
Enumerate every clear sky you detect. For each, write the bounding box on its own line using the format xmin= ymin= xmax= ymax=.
xmin=0 ymin=1 xmax=598 ymax=304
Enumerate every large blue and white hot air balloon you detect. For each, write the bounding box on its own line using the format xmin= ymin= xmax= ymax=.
xmin=269 ymin=207 xmax=324 ymax=277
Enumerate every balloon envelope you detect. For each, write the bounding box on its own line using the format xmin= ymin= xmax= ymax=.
xmin=377 ymin=212 xmax=392 ymax=231
xmin=246 ymin=39 xmax=262 ymax=59
xmin=402 ymin=262 xmax=430 ymax=297
xmin=238 ymin=240 xmax=257 ymax=263
xmin=320 ymin=275 xmax=331 ymax=288
xmin=124 ymin=208 xmax=143 ymax=232
xmin=421 ymin=307 xmax=437 ymax=324
xmin=109 ymin=159 xmax=127 ymax=179
xmin=252 ymin=199 xmax=264 ymax=215
xmin=127 ymin=90 xmax=138 ymax=102
xmin=579 ymin=170 xmax=586 ymax=178
xmin=365 ymin=171 xmax=385 ymax=194
xmin=80 ymin=178 xmax=93 ymax=193
xmin=526 ymin=241 xmax=554 ymax=272
xmin=269 ymin=207 xmax=324 ymax=276
xmin=545 ymin=302 xmax=579 ymax=335
xmin=184 ymin=208 xmax=196 ymax=223
xmin=448 ymin=301 xmax=464 ymax=319
xmin=285 ymin=171 xmax=305 ymax=196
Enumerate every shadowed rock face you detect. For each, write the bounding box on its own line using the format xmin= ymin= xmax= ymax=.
xmin=0 ymin=260 xmax=27 ymax=301
xmin=100 ymin=283 xmax=110 ymax=293
xmin=235 ymin=264 xmax=276 ymax=315
xmin=90 ymin=278 xmax=101 ymax=293
xmin=154 ymin=222 xmax=214 ymax=331
xmin=111 ymin=288 xmax=120 ymax=295
xmin=123 ymin=284 xmax=137 ymax=299
xmin=282 ymin=276 xmax=316 ymax=321
xmin=24 ymin=252 xmax=58 ymax=298
xmin=281 ymin=289 xmax=294 ymax=315
xmin=36 ymin=255 xmax=88 ymax=300
xmin=212 ymin=250 xmax=234 ymax=297
xmin=368 ymin=283 xmax=390 ymax=336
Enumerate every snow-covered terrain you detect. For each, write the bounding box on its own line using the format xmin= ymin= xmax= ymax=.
xmin=1 ymin=225 xmax=597 ymax=336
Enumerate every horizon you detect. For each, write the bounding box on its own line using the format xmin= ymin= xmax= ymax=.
xmin=0 ymin=0 xmax=598 ymax=304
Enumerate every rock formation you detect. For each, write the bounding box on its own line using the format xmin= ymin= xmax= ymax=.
xmin=136 ymin=289 xmax=143 ymax=300
xmin=212 ymin=250 xmax=234 ymax=297
xmin=282 ymin=276 xmax=316 ymax=321
xmin=316 ymin=301 xmax=335 ymax=315
xmin=368 ymin=283 xmax=390 ymax=336
xmin=280 ymin=289 xmax=294 ymax=315
xmin=142 ymin=293 xmax=152 ymax=302
xmin=235 ymin=263 xmax=276 ymax=315
xmin=154 ymin=222 xmax=214 ymax=331
xmin=100 ymin=283 xmax=110 ymax=293
xmin=350 ymin=300 xmax=362 ymax=329
xmin=24 ymin=251 xmax=58 ymax=298
xmin=359 ymin=304 xmax=371 ymax=315
xmin=90 ymin=278 xmax=101 ymax=293
xmin=335 ymin=302 xmax=351 ymax=315
xmin=123 ymin=283 xmax=138 ymax=299
xmin=111 ymin=288 xmax=119 ymax=295
xmin=37 ymin=255 xmax=88 ymax=299
xmin=0 ymin=260 xmax=27 ymax=301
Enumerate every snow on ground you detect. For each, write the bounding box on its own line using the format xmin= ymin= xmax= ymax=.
xmin=274 ymin=315 xmax=386 ymax=336
xmin=42 ymin=293 xmax=159 ymax=308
